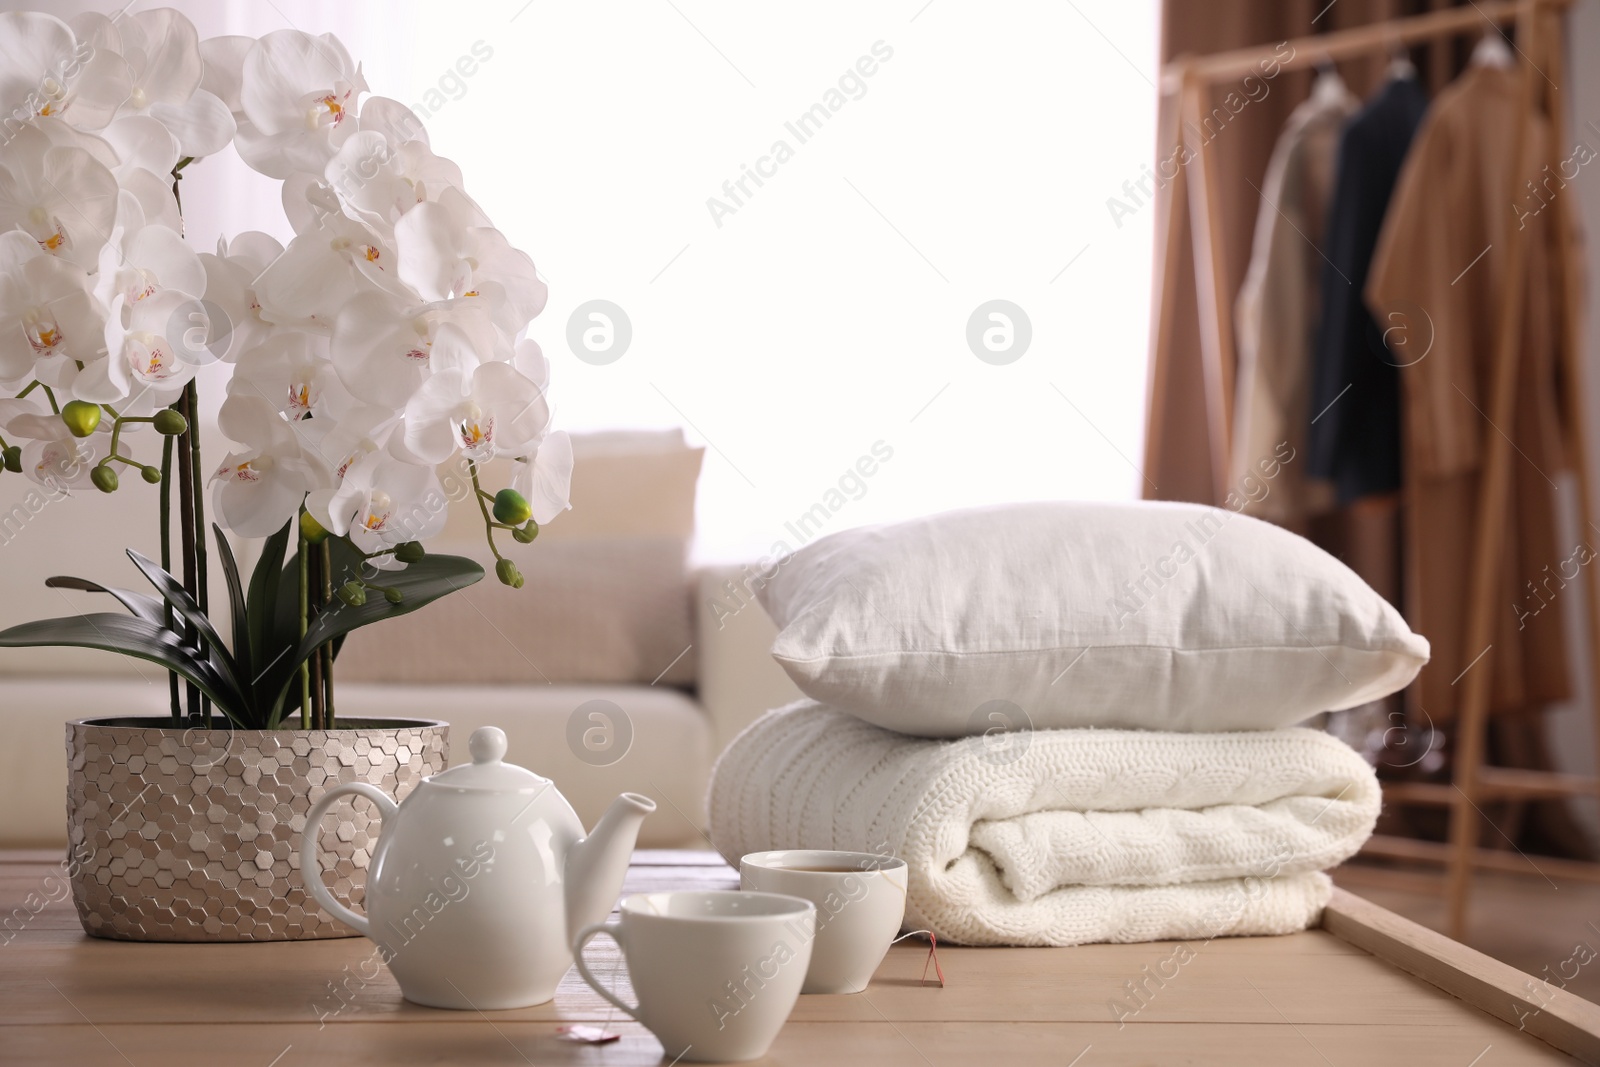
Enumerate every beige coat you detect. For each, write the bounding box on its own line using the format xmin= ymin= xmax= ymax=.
xmin=1231 ymin=79 xmax=1355 ymax=526
xmin=1366 ymin=64 xmax=1574 ymax=719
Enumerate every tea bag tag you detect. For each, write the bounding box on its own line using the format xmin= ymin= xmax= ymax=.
xmin=891 ymin=929 xmax=945 ymax=987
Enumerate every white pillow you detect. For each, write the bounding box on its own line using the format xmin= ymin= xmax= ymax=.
xmin=755 ymin=501 xmax=1429 ymax=736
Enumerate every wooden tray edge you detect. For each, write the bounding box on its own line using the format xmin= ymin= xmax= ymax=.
xmin=1321 ymin=887 xmax=1600 ymax=1064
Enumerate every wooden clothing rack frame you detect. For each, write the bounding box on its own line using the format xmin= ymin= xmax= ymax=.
xmin=1150 ymin=0 xmax=1597 ymax=939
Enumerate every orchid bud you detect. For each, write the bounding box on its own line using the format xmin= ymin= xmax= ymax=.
xmin=512 ymin=520 xmax=539 ymax=544
xmin=61 ymin=401 xmax=101 ymax=438
xmin=492 ymin=488 xmax=532 ymax=525
xmin=153 ymin=409 xmax=188 ymax=436
xmin=299 ymin=511 xmax=330 ymax=545
xmin=141 ymin=466 xmax=162 ymax=484
xmin=2 ymin=446 xmax=19 ymax=473
xmin=394 ymin=541 xmax=425 ymax=563
xmin=383 ymin=587 xmax=404 ymax=604
xmin=338 ymin=581 xmax=366 ymax=607
xmin=90 ymin=465 xmax=118 ymax=493
xmin=495 ymin=559 xmax=524 ymax=588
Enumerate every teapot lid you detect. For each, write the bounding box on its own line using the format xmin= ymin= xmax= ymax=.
xmin=428 ymin=727 xmax=548 ymax=791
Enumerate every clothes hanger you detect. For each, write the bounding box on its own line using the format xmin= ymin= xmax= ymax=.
xmin=1471 ymin=29 xmax=1515 ymax=69
xmin=1385 ymin=27 xmax=1417 ymax=80
xmin=1311 ymin=52 xmax=1348 ymax=104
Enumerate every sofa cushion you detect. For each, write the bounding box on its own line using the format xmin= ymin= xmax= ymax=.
xmin=339 ymin=430 xmax=704 ymax=687
xmin=334 ymin=537 xmax=697 ymax=686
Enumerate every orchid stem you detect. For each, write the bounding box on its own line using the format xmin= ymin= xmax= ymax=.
xmin=175 ymin=388 xmax=199 ymax=724
xmin=15 ymin=382 xmax=60 ymax=415
xmin=467 ymin=461 xmax=506 ymax=562
xmin=309 ymin=540 xmax=324 ymax=732
xmin=298 ymin=521 xmax=310 ymax=731
xmin=160 ymin=431 xmax=178 ymax=726
xmin=182 ymin=382 xmax=210 ymax=727
xmin=320 ymin=538 xmax=334 ymax=730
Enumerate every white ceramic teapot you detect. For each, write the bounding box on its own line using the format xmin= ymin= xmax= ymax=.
xmin=298 ymin=725 xmax=655 ymax=1010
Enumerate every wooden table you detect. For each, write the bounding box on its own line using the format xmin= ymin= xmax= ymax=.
xmin=5 ymin=849 xmax=1600 ymax=1066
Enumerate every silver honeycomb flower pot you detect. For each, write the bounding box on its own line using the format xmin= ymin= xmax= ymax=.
xmin=65 ymin=716 xmax=448 ymax=942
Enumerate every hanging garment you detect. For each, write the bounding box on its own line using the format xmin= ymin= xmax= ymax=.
xmin=1305 ymin=74 xmax=1430 ymax=503
xmin=1365 ymin=63 xmax=1573 ymax=720
xmin=1230 ymin=72 xmax=1356 ymax=526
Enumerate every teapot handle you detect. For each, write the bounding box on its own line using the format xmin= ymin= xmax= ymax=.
xmin=572 ymin=921 xmax=642 ymax=1020
xmin=298 ymin=782 xmax=398 ymax=938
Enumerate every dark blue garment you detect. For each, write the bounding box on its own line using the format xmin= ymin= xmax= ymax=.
xmin=1306 ymin=76 xmax=1429 ymax=501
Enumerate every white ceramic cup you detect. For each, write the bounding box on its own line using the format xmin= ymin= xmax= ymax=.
xmin=739 ymin=849 xmax=909 ymax=994
xmin=572 ymin=889 xmax=815 ymax=1063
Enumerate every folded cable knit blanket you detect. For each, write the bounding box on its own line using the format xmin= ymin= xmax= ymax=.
xmin=707 ymin=702 xmax=1381 ymax=946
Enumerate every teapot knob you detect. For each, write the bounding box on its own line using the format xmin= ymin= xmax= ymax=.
xmin=468 ymin=726 xmax=508 ymax=764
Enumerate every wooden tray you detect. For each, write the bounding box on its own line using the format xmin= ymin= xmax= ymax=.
xmin=3 ymin=848 xmax=1597 ymax=1065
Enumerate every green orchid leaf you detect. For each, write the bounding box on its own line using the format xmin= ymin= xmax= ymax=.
xmin=43 ymin=576 xmax=165 ymax=625
xmin=211 ymin=524 xmax=250 ymax=673
xmin=265 ymin=553 xmax=484 ymax=723
xmin=0 ymin=612 xmax=245 ymax=716
xmin=124 ymin=549 xmax=246 ymax=697
xmin=245 ymin=518 xmax=294 ymax=705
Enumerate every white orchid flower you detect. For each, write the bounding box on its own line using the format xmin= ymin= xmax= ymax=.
xmin=197 ymin=35 xmax=251 ymax=116
xmin=210 ymin=392 xmax=326 ymax=538
xmin=308 ymin=450 xmax=444 ymax=552
xmin=511 ymin=430 xmax=573 ymax=525
xmin=402 ymin=355 xmax=551 ymax=466
xmin=0 ymin=20 xmax=563 ymax=552
xmin=0 ymin=11 xmax=129 ymax=132
xmin=95 ymin=115 xmax=184 ymax=234
xmin=3 ymin=399 xmax=96 ymax=490
xmin=100 ymin=114 xmax=180 ymax=183
xmin=356 ymin=96 xmax=429 ymax=147
xmin=296 ymin=403 xmax=397 ymax=485
xmin=77 ymin=9 xmax=234 ymax=157
xmin=251 ymin=202 xmax=408 ymax=327
xmin=76 ymin=290 xmax=198 ymax=405
xmin=0 ymin=124 xmax=117 ymax=271
xmin=330 ymin=291 xmax=498 ymax=409
xmin=325 ymin=127 xmax=465 ymax=232
xmin=92 ymin=222 xmax=205 ymax=312
xmin=0 ymin=230 xmax=101 ymax=382
xmin=395 ymin=212 xmax=545 ymax=338
xmin=229 ymin=329 xmax=354 ymax=423
xmin=106 ymin=170 xmax=178 ymax=236
xmin=234 ymin=29 xmax=367 ymax=179
xmin=196 ymin=230 xmax=283 ymax=362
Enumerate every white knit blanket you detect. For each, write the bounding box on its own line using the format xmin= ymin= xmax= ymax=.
xmin=707 ymin=702 xmax=1381 ymax=946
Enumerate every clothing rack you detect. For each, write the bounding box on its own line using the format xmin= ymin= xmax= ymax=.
xmin=1150 ymin=0 xmax=1597 ymax=940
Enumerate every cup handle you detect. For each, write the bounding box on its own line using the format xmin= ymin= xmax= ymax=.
xmin=297 ymin=781 xmax=398 ymax=938
xmin=572 ymin=921 xmax=641 ymax=1020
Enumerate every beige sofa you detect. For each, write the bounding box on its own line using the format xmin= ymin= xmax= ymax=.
xmin=0 ymin=430 xmax=801 ymax=849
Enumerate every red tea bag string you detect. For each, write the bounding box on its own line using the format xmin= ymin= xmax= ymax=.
xmin=891 ymin=929 xmax=945 ymax=987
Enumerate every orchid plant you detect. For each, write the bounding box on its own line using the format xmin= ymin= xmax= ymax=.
xmin=0 ymin=10 xmax=571 ymax=730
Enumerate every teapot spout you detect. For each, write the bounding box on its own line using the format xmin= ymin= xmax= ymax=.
xmin=565 ymin=792 xmax=656 ymax=944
